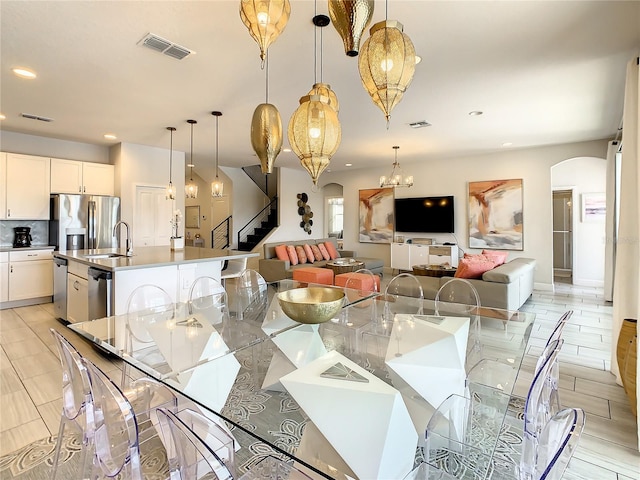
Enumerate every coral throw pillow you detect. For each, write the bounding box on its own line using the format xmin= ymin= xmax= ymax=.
xmin=311 ymin=244 xmax=323 ymax=262
xmin=275 ymin=244 xmax=289 ymax=261
xmin=482 ymin=249 xmax=508 ymax=266
xmin=455 ymin=256 xmax=496 ymax=279
xmin=318 ymin=243 xmax=331 ymax=261
xmin=295 ymin=245 xmax=308 ymax=264
xmin=324 ymin=241 xmax=340 ymax=260
xmin=286 ymin=245 xmax=299 ymax=266
xmin=303 ymin=244 xmax=315 ymax=263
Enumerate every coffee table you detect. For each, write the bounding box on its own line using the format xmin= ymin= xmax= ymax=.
xmin=412 ymin=264 xmax=457 ymax=277
xmin=325 ymin=259 xmax=365 ymax=275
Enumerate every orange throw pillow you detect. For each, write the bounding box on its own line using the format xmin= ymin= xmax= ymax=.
xmin=454 ymin=256 xmax=496 ymax=279
xmin=318 ymin=243 xmax=331 ymax=261
xmin=275 ymin=244 xmax=289 ymax=261
xmin=482 ymin=249 xmax=508 ymax=266
xmin=295 ymin=245 xmax=308 ymax=264
xmin=311 ymin=244 xmax=323 ymax=261
xmin=303 ymin=244 xmax=315 ymax=263
xmin=324 ymin=241 xmax=340 ymax=260
xmin=286 ymin=245 xmax=299 ymax=265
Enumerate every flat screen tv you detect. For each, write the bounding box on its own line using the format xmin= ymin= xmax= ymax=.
xmin=394 ymin=196 xmax=455 ymax=233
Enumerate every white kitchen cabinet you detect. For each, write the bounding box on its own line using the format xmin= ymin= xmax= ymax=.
xmin=4 ymin=153 xmax=50 ymax=219
xmin=8 ymin=249 xmax=54 ymax=301
xmin=0 ymin=154 xmax=6 ymax=221
xmin=50 ymin=158 xmax=114 ymax=195
xmin=67 ymin=272 xmax=88 ymax=324
xmin=0 ymin=252 xmax=8 ymax=303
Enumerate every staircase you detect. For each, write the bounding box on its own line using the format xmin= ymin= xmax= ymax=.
xmin=237 ymin=197 xmax=278 ymax=251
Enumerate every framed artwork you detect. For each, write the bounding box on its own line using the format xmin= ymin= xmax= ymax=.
xmin=185 ymin=205 xmax=200 ymax=229
xmin=582 ymin=192 xmax=606 ymax=222
xmin=468 ymin=179 xmax=523 ymax=250
xmin=359 ymin=188 xmax=394 ymax=244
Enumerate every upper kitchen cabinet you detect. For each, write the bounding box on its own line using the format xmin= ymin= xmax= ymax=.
xmin=3 ymin=153 xmax=50 ymax=220
xmin=50 ymin=158 xmax=114 ymax=196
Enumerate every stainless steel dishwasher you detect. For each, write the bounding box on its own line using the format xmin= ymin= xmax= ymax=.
xmin=87 ymin=267 xmax=113 ymax=321
xmin=53 ymin=256 xmax=68 ymax=320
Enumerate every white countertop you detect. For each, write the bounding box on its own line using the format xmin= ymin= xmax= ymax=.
xmin=53 ymin=246 xmax=258 ymax=272
xmin=0 ymin=245 xmax=54 ymax=253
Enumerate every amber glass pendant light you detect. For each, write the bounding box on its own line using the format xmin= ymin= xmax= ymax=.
xmin=211 ymin=111 xmax=224 ymax=197
xmin=166 ymin=127 xmax=176 ymax=200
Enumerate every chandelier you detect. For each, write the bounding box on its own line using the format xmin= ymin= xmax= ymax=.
xmin=328 ymin=0 xmax=374 ymax=57
xmin=211 ymin=111 xmax=224 ymax=197
xmin=380 ymin=146 xmax=412 ymax=188
xmin=185 ymin=119 xmax=198 ymax=198
xmin=358 ymin=0 xmax=416 ymax=125
xmin=240 ymin=0 xmax=291 ymax=67
xmin=166 ymin=127 xmax=176 ymax=200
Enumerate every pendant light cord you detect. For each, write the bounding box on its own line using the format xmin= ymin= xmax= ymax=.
xmin=265 ymin=50 xmax=269 ymax=103
xmin=189 ymin=122 xmax=194 ymax=181
xmin=169 ymin=128 xmax=173 ymax=183
xmin=313 ymin=0 xmax=318 ymax=84
xmin=215 ymin=115 xmax=219 ymax=178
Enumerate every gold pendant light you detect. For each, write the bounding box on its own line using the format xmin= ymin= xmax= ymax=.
xmin=288 ymin=93 xmax=341 ymax=186
xmin=211 ymin=111 xmax=224 ymax=197
xmin=185 ymin=119 xmax=198 ymax=198
xmin=239 ymin=0 xmax=291 ymax=66
xmin=166 ymin=127 xmax=176 ymax=200
xmin=328 ymin=0 xmax=374 ymax=57
xmin=288 ymin=13 xmax=341 ymax=186
xmin=358 ymin=1 xmax=416 ymax=125
xmin=251 ymin=53 xmax=283 ymax=174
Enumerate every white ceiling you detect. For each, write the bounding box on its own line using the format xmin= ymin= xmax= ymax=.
xmin=1 ymin=1 xmax=638 ymax=182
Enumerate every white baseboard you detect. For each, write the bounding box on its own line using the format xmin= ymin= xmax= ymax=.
xmin=534 ymin=282 xmax=554 ymax=292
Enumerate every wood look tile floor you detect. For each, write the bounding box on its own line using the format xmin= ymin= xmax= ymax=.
xmin=0 ymin=280 xmax=638 ymax=478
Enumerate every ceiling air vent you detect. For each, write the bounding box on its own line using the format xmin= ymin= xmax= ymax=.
xmin=21 ymin=113 xmax=54 ymax=122
xmin=138 ymin=33 xmax=194 ymax=60
xmin=409 ymin=121 xmax=431 ymax=129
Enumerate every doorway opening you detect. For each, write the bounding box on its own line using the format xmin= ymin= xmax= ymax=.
xmin=552 ymin=189 xmax=573 ymax=284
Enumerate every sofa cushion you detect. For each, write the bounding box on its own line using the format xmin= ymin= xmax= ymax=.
xmin=311 ymin=244 xmax=323 ymax=261
xmin=455 ymin=256 xmax=496 ymax=279
xmin=295 ymin=245 xmax=308 ymax=264
xmin=286 ymin=245 xmax=299 ymax=265
xmin=482 ymin=249 xmax=508 ymax=266
xmin=324 ymin=241 xmax=340 ymax=260
xmin=482 ymin=259 xmax=533 ymax=283
xmin=275 ymin=244 xmax=289 ymax=261
xmin=303 ymin=244 xmax=315 ymax=263
xmin=318 ymin=243 xmax=331 ymax=260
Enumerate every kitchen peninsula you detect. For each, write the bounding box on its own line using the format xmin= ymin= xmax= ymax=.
xmin=53 ymin=246 xmax=257 ymax=323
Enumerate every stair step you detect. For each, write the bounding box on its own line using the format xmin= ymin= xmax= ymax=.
xmin=254 ymin=227 xmax=271 ymax=236
xmin=247 ymin=234 xmax=263 ymax=243
xmin=238 ymin=242 xmax=257 ymax=252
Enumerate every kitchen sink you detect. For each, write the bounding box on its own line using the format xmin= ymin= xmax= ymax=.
xmin=83 ymin=253 xmax=127 ymax=259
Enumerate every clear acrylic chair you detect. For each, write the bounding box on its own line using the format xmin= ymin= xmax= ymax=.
xmin=402 ymin=462 xmax=458 ymax=479
xmin=187 ymin=276 xmax=229 ymax=325
xmin=521 ymin=339 xmax=564 ymax=479
xmin=235 ymin=269 xmax=268 ymax=323
xmin=535 ymin=407 xmax=585 ymax=480
xmin=122 ymin=284 xmax=175 ymax=386
xmin=238 ymin=454 xmax=312 ymax=479
xmin=383 ymin=273 xmax=424 ymax=324
xmin=50 ymin=328 xmax=94 ymax=480
xmin=220 ymin=256 xmax=248 ymax=289
xmin=435 ymin=278 xmax=482 ymax=368
xmin=342 ymin=267 xmax=379 ymax=323
xmin=540 ymin=311 xmax=572 ymax=412
xmin=156 ymin=407 xmax=235 ymax=480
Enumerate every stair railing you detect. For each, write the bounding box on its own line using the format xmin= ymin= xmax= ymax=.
xmin=237 ymin=197 xmax=278 ymax=248
xmin=211 ymin=216 xmax=231 ymax=250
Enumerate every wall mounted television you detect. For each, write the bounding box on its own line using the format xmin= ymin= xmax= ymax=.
xmin=394 ymin=196 xmax=455 ymax=233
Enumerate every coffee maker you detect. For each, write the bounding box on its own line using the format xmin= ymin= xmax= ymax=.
xmin=13 ymin=227 xmax=32 ymax=248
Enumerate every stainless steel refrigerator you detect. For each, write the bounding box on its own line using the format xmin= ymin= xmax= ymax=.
xmin=49 ymin=194 xmax=121 ymax=251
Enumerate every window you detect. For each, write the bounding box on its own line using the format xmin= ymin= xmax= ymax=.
xmin=327 ymin=197 xmax=343 ymax=238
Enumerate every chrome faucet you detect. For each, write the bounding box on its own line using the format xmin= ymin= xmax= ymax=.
xmin=113 ymin=221 xmax=133 ymax=256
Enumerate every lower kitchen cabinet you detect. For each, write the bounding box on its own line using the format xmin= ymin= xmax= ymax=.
xmin=0 ymin=253 xmax=8 ymax=303
xmin=67 ymin=272 xmax=88 ymax=324
xmin=7 ymin=249 xmax=54 ymax=302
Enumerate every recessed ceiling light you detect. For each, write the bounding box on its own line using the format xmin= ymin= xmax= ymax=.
xmin=409 ymin=120 xmax=431 ymax=128
xmin=468 ymin=110 xmax=483 ymax=116
xmin=0 ymin=114 xmax=5 ymax=120
xmin=103 ymin=134 xmax=117 ymax=140
xmin=502 ymin=142 xmax=513 ymax=147
xmin=283 ymin=148 xmax=292 ymax=153
xmin=12 ymin=67 xmax=36 ymax=79
xmin=345 ymin=163 xmax=352 ymax=167
xmin=415 ymin=55 xmax=422 ymax=65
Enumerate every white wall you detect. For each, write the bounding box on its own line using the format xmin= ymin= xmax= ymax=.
xmin=0 ymin=130 xmax=110 ymax=163
xmin=552 ymin=157 xmax=607 ymax=287
xmin=222 ymin=166 xmax=265 ymax=248
xmin=111 ymin=142 xmax=185 ymax=236
xmin=321 ymin=139 xmax=609 ymax=289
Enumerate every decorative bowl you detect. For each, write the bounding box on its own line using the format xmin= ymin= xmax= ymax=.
xmin=277 ymin=287 xmax=345 ymax=324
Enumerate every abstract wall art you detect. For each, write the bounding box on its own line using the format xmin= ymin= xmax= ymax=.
xmin=359 ymin=188 xmax=394 ymax=244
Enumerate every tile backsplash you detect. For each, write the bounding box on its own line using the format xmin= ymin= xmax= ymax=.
xmin=0 ymin=220 xmax=49 ymax=247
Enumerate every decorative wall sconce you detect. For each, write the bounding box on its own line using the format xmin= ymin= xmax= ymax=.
xmin=297 ymin=193 xmax=313 ymax=234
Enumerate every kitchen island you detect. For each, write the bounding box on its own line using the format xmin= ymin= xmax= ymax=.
xmin=53 ymin=246 xmax=258 ymax=323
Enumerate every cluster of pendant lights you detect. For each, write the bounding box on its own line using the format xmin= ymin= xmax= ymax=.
xmin=239 ymin=0 xmax=417 ymax=186
xmin=166 ymin=111 xmax=224 ymax=200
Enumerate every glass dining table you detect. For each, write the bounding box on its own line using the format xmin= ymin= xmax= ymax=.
xmin=69 ymin=279 xmax=535 ymax=480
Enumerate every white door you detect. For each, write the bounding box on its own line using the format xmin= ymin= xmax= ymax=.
xmin=135 ymin=186 xmax=172 ymax=247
